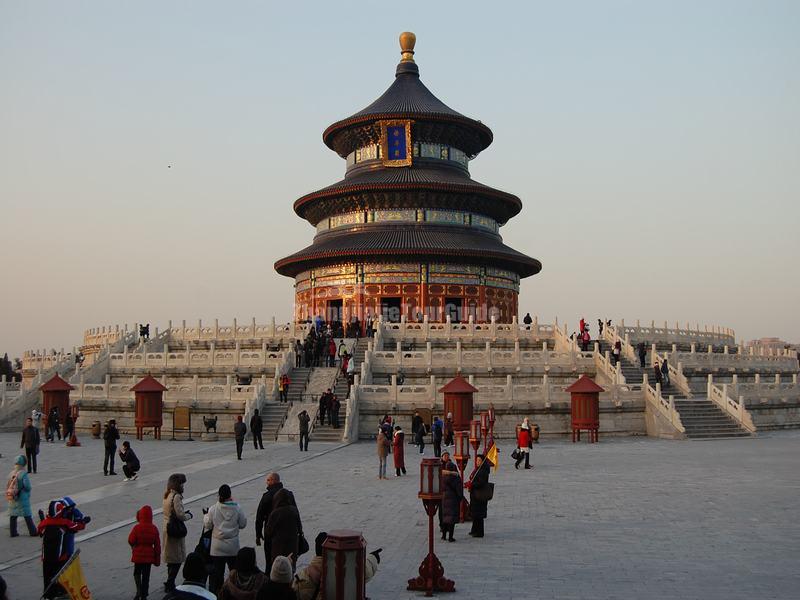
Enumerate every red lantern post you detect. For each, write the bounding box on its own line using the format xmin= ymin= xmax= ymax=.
xmin=453 ymin=430 xmax=471 ymax=523
xmin=408 ymin=459 xmax=455 ymax=596
xmin=479 ymin=411 xmax=489 ymax=453
xmin=321 ymin=530 xmax=367 ymax=600
xmin=565 ymin=375 xmax=604 ymax=443
xmin=469 ymin=419 xmax=481 ymax=457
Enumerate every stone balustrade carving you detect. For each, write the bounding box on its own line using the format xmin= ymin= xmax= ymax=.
xmin=706 ymin=377 xmax=757 ymax=432
xmin=107 ymin=349 xmax=288 ymax=370
xmin=167 ymin=318 xmax=307 ymax=342
xmin=665 ymin=349 xmax=798 ymax=371
xmin=607 ymin=319 xmax=735 ymax=347
xmin=379 ymin=315 xmax=555 ymax=344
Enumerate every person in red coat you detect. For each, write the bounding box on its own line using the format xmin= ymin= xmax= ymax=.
xmin=128 ymin=504 xmax=161 ymax=600
xmin=515 ymin=418 xmax=533 ymax=470
xmin=393 ymin=426 xmax=407 ymax=476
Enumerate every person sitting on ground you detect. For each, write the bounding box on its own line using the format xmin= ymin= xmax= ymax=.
xmin=119 ymin=441 xmax=141 ymax=481
xmin=164 ymin=552 xmax=216 ymax=599
xmin=220 ymin=547 xmax=265 ymax=600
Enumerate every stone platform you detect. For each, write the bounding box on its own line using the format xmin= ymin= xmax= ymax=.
xmin=0 ymin=431 xmax=798 ymax=599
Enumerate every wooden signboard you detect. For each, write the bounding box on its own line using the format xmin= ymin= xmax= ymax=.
xmin=172 ymin=406 xmax=193 ymax=441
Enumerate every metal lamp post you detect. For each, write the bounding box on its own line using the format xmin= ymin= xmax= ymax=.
xmin=407 ymin=458 xmax=455 ymax=596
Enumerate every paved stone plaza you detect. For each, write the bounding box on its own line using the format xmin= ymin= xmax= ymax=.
xmin=1 ymin=430 xmax=798 ymax=599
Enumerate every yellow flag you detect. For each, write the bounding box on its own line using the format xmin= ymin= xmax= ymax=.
xmin=57 ymin=549 xmax=92 ymax=600
xmin=485 ymin=442 xmax=499 ymax=472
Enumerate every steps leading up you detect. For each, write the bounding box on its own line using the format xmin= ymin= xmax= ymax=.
xmin=673 ymin=398 xmax=751 ymax=439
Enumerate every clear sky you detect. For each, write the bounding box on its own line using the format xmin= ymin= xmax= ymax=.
xmin=1 ymin=1 xmax=798 ymax=359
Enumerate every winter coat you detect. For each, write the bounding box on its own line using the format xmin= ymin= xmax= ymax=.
xmin=103 ymin=424 xmax=120 ymax=448
xmin=440 ymin=471 xmax=463 ymax=525
xmin=432 ymin=419 xmax=443 ymax=442
xmin=163 ymin=491 xmax=190 ymax=564
xmin=119 ymin=447 xmax=140 ymax=471
xmin=293 ymin=555 xmax=322 ymax=600
xmin=517 ymin=426 xmax=531 ymax=449
xmin=234 ymin=421 xmax=247 ymax=440
xmin=376 ymin=434 xmax=390 ymax=458
xmin=20 ymin=425 xmax=40 ymax=449
xmin=260 ymin=581 xmax=296 ymax=600
xmin=264 ymin=491 xmax=303 ymax=564
xmin=220 ymin=569 xmax=266 ymax=600
xmin=204 ymin=501 xmax=247 ymax=558
xmin=411 ymin=414 xmax=423 ymax=435
xmin=7 ymin=468 xmax=32 ymax=517
xmin=392 ymin=431 xmax=405 ymax=469
xmin=298 ymin=412 xmax=310 ymax=434
xmin=469 ymin=463 xmax=490 ymax=520
xmin=129 ymin=505 xmax=161 ymax=565
xmin=255 ymin=484 xmax=296 ymax=543
xmin=250 ymin=415 xmax=263 ymax=433
xmin=168 ymin=583 xmax=217 ymax=599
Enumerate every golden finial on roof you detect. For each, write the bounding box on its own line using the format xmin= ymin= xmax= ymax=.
xmin=399 ymin=31 xmax=416 ymax=63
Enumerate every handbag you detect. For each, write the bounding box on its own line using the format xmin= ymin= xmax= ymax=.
xmin=510 ymin=448 xmax=520 ymax=461
xmin=166 ymin=495 xmax=188 ymax=539
xmin=472 ymin=482 xmax=495 ymax=503
xmin=297 ymin=532 xmax=310 ymax=556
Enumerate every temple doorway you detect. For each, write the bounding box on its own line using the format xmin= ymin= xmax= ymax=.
xmin=381 ymin=297 xmax=402 ymax=323
xmin=445 ymin=297 xmax=463 ymax=323
xmin=326 ymin=299 xmax=343 ymax=324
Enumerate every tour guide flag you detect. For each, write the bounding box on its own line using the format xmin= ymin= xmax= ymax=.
xmin=52 ymin=548 xmax=92 ymax=600
xmin=486 ymin=442 xmax=499 ymax=472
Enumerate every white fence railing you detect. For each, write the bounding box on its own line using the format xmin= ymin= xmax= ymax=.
xmin=707 ymin=376 xmax=757 ymax=433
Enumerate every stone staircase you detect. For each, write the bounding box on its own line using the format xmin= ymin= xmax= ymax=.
xmin=285 ymin=367 xmax=313 ymax=403
xmin=673 ymin=398 xmax=751 ymax=439
xmin=597 ymin=340 xmax=645 ymax=385
xmin=261 ymin=401 xmax=291 ymax=441
xmin=311 ymin=373 xmax=351 ymax=442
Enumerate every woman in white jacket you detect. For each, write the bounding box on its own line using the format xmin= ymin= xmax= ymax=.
xmin=203 ymin=484 xmax=247 ymax=596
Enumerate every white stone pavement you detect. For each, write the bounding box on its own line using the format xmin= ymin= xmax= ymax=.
xmin=1 ymin=430 xmax=799 ymax=599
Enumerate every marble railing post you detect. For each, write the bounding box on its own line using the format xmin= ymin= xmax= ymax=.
xmin=456 ymin=341 xmax=462 ymax=372
xmin=235 ymin=341 xmax=241 ymax=367
xmin=486 ymin=341 xmax=492 ymax=371
xmin=193 ymin=375 xmax=199 ymax=400
xmin=426 ymin=342 xmax=432 ymax=369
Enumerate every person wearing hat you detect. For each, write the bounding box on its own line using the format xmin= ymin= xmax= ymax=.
xmin=103 ymin=419 xmax=120 ymax=476
xmin=219 ymin=547 xmax=265 ymax=599
xmin=7 ymin=455 xmax=36 ymax=537
xmin=262 ymin=555 xmax=295 ymax=599
xmin=204 ymin=484 xmax=247 ymax=595
xmin=164 ymin=552 xmax=216 ymax=599
xmin=439 ymin=451 xmax=461 ymax=543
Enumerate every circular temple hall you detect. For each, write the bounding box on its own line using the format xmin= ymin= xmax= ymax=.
xmin=275 ymin=32 xmax=541 ymax=326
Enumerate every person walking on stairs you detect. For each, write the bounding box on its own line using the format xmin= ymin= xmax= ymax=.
xmin=637 ymin=342 xmax=647 ymax=369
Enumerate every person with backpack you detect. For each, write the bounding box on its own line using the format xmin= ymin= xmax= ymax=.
xmin=163 ymin=473 xmax=193 ymax=593
xmin=103 ymin=419 xmax=120 ymax=476
xmin=204 ymin=484 xmax=247 ymax=596
xmin=20 ymin=417 xmax=40 ymax=474
xmin=128 ymin=504 xmax=161 ymax=600
xmin=38 ymin=498 xmax=89 ymax=599
xmin=7 ymin=455 xmax=36 ymax=537
xmin=119 ymin=440 xmax=141 ymax=481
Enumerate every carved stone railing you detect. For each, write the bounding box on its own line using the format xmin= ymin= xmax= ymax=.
xmin=167 ymin=318 xmax=307 ymax=342
xmin=594 ymin=345 xmax=624 ymax=384
xmin=378 ymin=315 xmax=555 ymax=344
xmin=715 ymin=373 xmax=800 ymax=405
xmin=643 ymin=376 xmax=685 ymax=436
xmin=663 ymin=348 xmax=798 ymax=371
xmin=108 ymin=347 xmax=288 ymax=370
xmin=707 ymin=376 xmax=756 ymax=433
xmin=607 ymin=319 xmax=735 ymax=347
xmin=364 ymin=339 xmax=592 ymax=375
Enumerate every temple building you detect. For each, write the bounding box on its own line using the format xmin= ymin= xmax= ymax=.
xmin=275 ymin=32 xmax=541 ymax=326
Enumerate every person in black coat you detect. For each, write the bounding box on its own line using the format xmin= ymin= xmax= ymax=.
xmin=439 ymin=458 xmax=462 ymax=543
xmin=468 ymin=455 xmax=491 ymax=538
xmin=119 ymin=441 xmax=140 ymax=481
xmin=250 ymin=410 xmax=264 ymax=450
xmin=264 ymin=489 xmax=303 ymax=567
xmin=411 ymin=410 xmax=423 ymax=446
xmin=20 ymin=417 xmax=40 ymax=474
xmin=103 ymin=419 xmax=120 ymax=476
xmin=255 ymin=473 xmax=296 ymax=569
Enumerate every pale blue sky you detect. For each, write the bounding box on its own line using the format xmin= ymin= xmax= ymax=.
xmin=1 ymin=1 xmax=799 ymax=358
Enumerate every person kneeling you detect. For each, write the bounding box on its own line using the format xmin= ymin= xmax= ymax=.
xmin=120 ymin=441 xmax=141 ymax=481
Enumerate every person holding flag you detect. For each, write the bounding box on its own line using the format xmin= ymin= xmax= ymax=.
xmin=467 ymin=445 xmax=497 ymax=538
